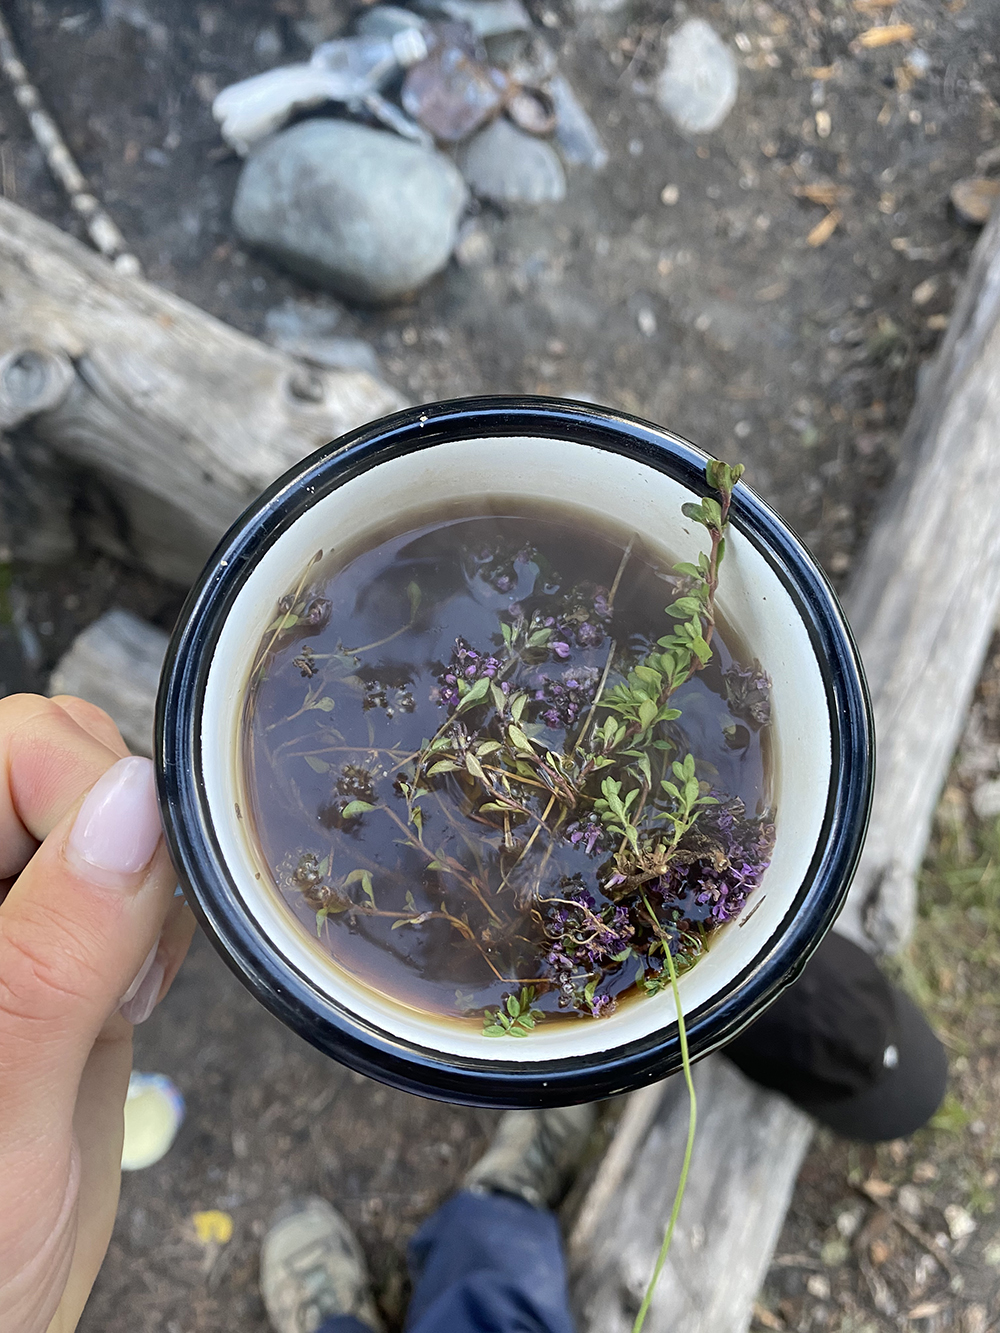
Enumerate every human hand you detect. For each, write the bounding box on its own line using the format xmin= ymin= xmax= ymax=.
xmin=0 ymin=694 xmax=196 ymax=1333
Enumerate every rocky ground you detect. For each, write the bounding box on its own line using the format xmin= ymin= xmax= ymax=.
xmin=0 ymin=0 xmax=998 ymax=1329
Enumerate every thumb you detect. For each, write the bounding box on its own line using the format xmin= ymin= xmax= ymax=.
xmin=0 ymin=755 xmax=176 ymax=1149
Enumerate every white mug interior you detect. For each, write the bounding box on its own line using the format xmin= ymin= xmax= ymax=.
xmin=200 ymin=435 xmax=830 ymax=1062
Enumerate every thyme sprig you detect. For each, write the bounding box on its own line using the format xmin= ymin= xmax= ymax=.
xmin=273 ymin=460 xmax=762 ymax=1037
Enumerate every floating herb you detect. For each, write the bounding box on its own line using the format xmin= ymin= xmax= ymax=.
xmin=243 ymin=461 xmax=774 ymax=1026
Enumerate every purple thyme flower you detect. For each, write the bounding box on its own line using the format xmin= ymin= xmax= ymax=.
xmin=302 ymin=597 xmax=332 ymax=629
xmin=436 ymin=638 xmax=503 ymax=709
xmin=651 ymin=800 xmax=775 ymax=927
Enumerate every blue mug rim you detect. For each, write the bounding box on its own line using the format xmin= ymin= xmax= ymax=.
xmin=156 ymin=395 xmax=873 ymax=1108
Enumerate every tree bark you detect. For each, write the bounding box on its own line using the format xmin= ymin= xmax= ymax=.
xmin=0 ymin=197 xmax=405 ymax=583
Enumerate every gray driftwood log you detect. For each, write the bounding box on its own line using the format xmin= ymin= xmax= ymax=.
xmin=0 ymin=197 xmax=405 ymax=584
xmin=48 ymin=609 xmax=168 ymax=757
xmin=837 ymin=201 xmax=1000 ymax=955
xmin=569 ymin=204 xmax=1000 ymax=1332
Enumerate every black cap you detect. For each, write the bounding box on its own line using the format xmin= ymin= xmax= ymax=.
xmin=723 ymin=932 xmax=947 ymax=1142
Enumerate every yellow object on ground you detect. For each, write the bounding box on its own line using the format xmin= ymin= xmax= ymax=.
xmin=193 ymin=1210 xmax=234 ymax=1245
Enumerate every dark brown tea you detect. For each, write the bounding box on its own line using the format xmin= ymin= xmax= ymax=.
xmin=242 ymin=488 xmax=774 ymax=1034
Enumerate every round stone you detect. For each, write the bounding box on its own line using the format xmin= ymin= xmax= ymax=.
xmin=458 ymin=117 xmax=566 ymax=205
xmin=655 ymin=18 xmax=738 ymax=134
xmin=233 ymin=119 xmax=468 ymax=304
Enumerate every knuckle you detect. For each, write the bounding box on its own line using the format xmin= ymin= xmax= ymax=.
xmin=49 ymin=696 xmax=128 ymax=756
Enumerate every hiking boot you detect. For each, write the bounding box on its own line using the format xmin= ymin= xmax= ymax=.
xmin=463 ymin=1104 xmax=597 ymax=1210
xmin=261 ymin=1196 xmax=384 ymax=1333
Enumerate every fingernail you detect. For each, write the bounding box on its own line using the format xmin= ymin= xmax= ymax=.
xmin=68 ymin=757 xmax=162 ymax=879
xmin=119 ymin=955 xmax=165 ymax=1026
xmin=120 ymin=939 xmax=160 ymax=1007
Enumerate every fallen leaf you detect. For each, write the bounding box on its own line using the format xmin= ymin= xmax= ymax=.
xmin=856 ymin=23 xmax=916 ymax=48
xmin=752 ymin=1302 xmax=784 ymax=1331
xmin=796 ymin=180 xmax=846 ymax=207
xmin=870 ymin=1238 xmax=891 ymax=1264
xmin=911 ymin=277 xmax=938 ymax=306
xmin=863 ymin=1177 xmax=894 ymax=1199
xmin=807 ymin=64 xmax=837 ymax=79
xmin=807 ymin=209 xmax=842 ymax=247
xmin=908 ymin=1303 xmax=945 ymax=1318
xmin=193 ymin=1209 xmax=234 ymax=1245
xmin=756 ymin=281 xmax=788 ymax=301
xmin=950 ymin=177 xmax=1000 ymax=227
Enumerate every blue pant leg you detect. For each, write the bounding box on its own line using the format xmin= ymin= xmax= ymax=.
xmin=405 ymin=1190 xmax=576 ymax=1333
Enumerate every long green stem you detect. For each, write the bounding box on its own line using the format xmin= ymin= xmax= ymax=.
xmin=631 ymin=928 xmax=698 ymax=1333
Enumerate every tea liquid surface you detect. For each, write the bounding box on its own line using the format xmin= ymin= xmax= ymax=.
xmin=243 ymin=504 xmax=773 ymax=1023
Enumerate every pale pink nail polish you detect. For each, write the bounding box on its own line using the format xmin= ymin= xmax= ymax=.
xmin=120 ymin=939 xmax=160 ymax=1006
xmin=68 ymin=757 xmax=163 ymax=878
xmin=119 ymin=956 xmax=165 ymax=1025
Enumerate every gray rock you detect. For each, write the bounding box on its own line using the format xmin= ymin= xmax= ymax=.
xmin=971 ymin=778 xmax=1000 ymax=821
xmin=354 ymin=5 xmax=428 ymax=39
xmin=458 ymin=117 xmax=566 ymax=205
xmin=570 ymin=0 xmax=627 ymax=14
xmin=233 ymin=120 xmax=468 ymax=304
xmin=549 ymin=73 xmax=608 ymax=170
xmin=275 ymin=335 xmax=382 ymax=378
xmin=655 ymin=18 xmax=738 ymax=134
xmin=411 ymin=0 xmax=532 ymax=37
xmin=264 ymin=298 xmax=343 ymax=343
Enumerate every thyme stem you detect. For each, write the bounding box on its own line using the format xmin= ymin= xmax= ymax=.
xmin=631 ymin=925 xmax=697 ymax=1333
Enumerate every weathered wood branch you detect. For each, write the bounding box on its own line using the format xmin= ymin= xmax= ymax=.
xmin=570 ymin=1060 xmax=813 ymax=1332
xmin=568 ymin=205 xmax=1000 ymax=1331
xmin=0 ymin=197 xmax=405 ymax=583
xmin=838 ymin=201 xmax=1000 ymax=954
xmin=48 ymin=609 xmax=168 ymax=757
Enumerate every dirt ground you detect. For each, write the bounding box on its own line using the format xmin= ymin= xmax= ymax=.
xmin=0 ymin=0 xmax=998 ymax=1329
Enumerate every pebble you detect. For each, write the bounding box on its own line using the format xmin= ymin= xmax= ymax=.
xmin=233 ymin=121 xmax=468 ymax=303
xmin=274 ymin=335 xmax=382 ymax=378
xmin=410 ymin=0 xmax=532 ymax=37
xmin=458 ymin=117 xmax=566 ymax=205
xmin=570 ymin=0 xmax=628 ymax=14
xmin=944 ymin=1203 xmax=976 ymax=1241
xmin=354 ymin=5 xmax=427 ymax=39
xmin=453 ymin=220 xmax=495 ymax=266
xmin=264 ymin=299 xmax=341 ymax=342
xmin=805 ymin=1274 xmax=831 ymax=1301
xmin=548 ymin=73 xmax=608 ymax=170
xmin=951 ymin=177 xmax=1000 ymax=226
xmin=896 ymin=1184 xmax=923 ymax=1219
xmin=971 ymin=778 xmax=1000 ymax=820
xmin=820 ymin=1236 xmax=849 ymax=1266
xmin=655 ymin=18 xmax=739 ymax=134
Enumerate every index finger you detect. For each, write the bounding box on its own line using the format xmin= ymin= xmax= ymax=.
xmin=0 ymin=695 xmax=126 ymax=879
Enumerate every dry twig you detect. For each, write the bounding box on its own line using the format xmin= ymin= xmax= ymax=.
xmin=855 ymin=1180 xmax=961 ymax=1284
xmin=0 ymin=9 xmax=139 ymax=271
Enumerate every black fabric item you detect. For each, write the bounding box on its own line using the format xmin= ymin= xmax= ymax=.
xmin=723 ymin=932 xmax=948 ymax=1142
